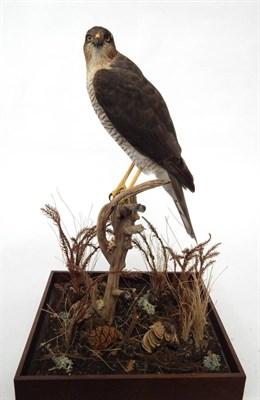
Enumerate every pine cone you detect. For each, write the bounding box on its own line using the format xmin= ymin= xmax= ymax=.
xmin=88 ymin=325 xmax=123 ymax=350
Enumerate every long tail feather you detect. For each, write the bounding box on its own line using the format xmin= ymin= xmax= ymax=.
xmin=163 ymin=173 xmax=197 ymax=241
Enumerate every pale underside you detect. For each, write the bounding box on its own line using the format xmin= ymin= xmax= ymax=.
xmin=88 ymin=77 xmax=181 ymax=211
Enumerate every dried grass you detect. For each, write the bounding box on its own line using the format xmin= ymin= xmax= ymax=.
xmin=132 ymin=217 xmax=169 ymax=296
xmin=134 ymin=222 xmax=220 ymax=348
xmin=41 ymin=204 xmax=99 ymax=294
xmin=168 ymin=235 xmax=220 ymax=348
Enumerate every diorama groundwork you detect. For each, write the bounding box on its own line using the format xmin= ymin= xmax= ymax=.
xmin=27 ymin=270 xmax=228 ymax=376
xmin=31 ymin=197 xmax=227 ymax=377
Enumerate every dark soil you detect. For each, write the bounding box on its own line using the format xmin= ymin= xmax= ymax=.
xmin=26 ymin=273 xmax=230 ymax=376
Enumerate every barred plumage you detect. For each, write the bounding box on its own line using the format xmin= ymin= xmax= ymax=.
xmin=88 ymin=79 xmax=157 ymax=173
xmin=84 ymin=26 xmax=196 ymax=240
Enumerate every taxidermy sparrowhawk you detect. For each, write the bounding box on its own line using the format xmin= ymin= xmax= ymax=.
xmin=83 ymin=26 xmax=196 ymax=240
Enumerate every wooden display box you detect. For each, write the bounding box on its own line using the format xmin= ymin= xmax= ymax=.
xmin=14 ymin=271 xmax=246 ymax=400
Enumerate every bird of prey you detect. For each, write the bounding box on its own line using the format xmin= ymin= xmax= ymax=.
xmin=83 ymin=26 xmax=196 ymax=240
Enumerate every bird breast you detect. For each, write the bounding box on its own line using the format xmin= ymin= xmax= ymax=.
xmin=87 ymin=75 xmax=162 ymax=176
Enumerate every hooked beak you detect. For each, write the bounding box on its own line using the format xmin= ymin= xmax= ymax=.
xmin=93 ymin=33 xmax=103 ymax=48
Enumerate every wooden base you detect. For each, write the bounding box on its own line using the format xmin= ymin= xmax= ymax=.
xmin=14 ymin=271 xmax=246 ymax=400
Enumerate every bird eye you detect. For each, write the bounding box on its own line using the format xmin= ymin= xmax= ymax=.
xmin=86 ymin=34 xmax=92 ymax=43
xmin=104 ymin=34 xmax=111 ymax=43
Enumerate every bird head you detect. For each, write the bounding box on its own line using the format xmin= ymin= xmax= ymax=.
xmin=83 ymin=26 xmax=117 ymax=66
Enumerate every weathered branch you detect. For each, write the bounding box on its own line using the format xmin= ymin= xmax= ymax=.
xmin=96 ymin=178 xmax=169 ymax=324
xmin=97 ymin=179 xmax=169 ymax=264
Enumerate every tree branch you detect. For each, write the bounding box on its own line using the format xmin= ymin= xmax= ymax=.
xmin=96 ymin=178 xmax=169 ymax=324
xmin=96 ymin=178 xmax=169 ymax=264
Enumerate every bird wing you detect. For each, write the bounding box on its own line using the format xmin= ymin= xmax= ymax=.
xmin=93 ymin=54 xmax=194 ymax=192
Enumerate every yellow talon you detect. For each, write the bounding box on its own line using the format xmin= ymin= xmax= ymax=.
xmin=109 ymin=163 xmax=142 ymax=201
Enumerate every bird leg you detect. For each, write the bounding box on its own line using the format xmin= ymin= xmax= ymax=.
xmin=110 ymin=162 xmax=142 ymax=199
xmin=110 ymin=162 xmax=135 ymax=199
xmin=128 ymin=167 xmax=142 ymax=188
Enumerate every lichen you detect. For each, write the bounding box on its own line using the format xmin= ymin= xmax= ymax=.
xmin=203 ymin=351 xmax=221 ymax=371
xmin=49 ymin=355 xmax=73 ymax=373
xmin=96 ymin=298 xmax=105 ymax=310
xmin=138 ymin=292 xmax=156 ymax=315
xmin=59 ymin=311 xmax=71 ymax=320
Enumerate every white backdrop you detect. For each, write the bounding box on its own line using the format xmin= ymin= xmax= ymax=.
xmin=1 ymin=1 xmax=259 ymax=399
